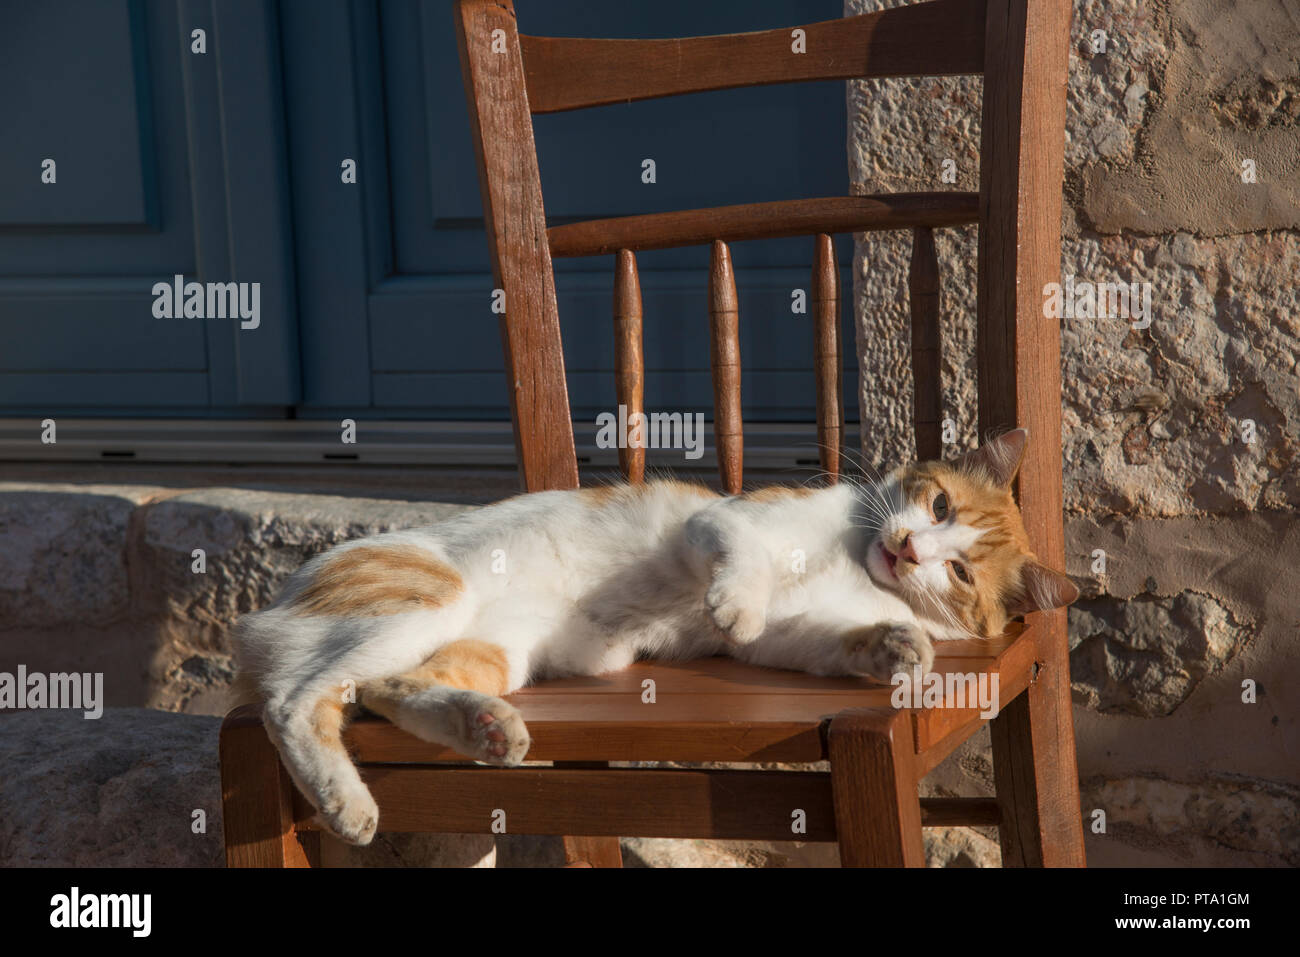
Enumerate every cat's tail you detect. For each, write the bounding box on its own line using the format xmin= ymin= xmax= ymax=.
xmin=227 ymin=609 xmax=384 ymax=844
xmin=260 ymin=682 xmax=378 ymax=844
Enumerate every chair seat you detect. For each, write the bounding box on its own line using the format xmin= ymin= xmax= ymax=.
xmin=337 ymin=623 xmax=1034 ymax=771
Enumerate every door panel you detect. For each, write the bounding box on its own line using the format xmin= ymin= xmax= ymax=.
xmin=0 ymin=0 xmax=300 ymax=415
xmin=1 ymin=1 xmax=155 ymax=227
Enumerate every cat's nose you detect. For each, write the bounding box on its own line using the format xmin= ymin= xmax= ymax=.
xmin=898 ymin=532 xmax=919 ymax=564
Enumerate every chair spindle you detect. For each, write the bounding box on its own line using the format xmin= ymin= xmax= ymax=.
xmin=613 ymin=249 xmax=646 ymax=483
xmin=812 ymin=234 xmax=842 ymax=482
xmin=909 ymin=226 xmax=942 ymax=461
xmin=708 ymin=240 xmax=743 ymax=494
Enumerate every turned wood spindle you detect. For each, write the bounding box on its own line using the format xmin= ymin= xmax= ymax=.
xmin=613 ymin=249 xmax=645 ymax=483
xmin=708 ymin=240 xmax=743 ymax=494
xmin=811 ymin=234 xmax=842 ymax=482
xmin=909 ymin=226 xmax=942 ymax=461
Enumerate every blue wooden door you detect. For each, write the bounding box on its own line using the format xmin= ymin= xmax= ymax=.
xmin=0 ymin=0 xmax=300 ymax=416
xmin=282 ymin=0 xmax=857 ymax=422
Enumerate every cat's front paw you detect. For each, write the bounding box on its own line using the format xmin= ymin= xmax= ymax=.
xmin=844 ymin=622 xmax=935 ymax=683
xmin=705 ymin=580 xmax=767 ymax=644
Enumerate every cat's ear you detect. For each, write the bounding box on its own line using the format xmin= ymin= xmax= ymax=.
xmin=1008 ymin=559 xmax=1079 ymax=615
xmin=957 ymin=428 xmax=1028 ymax=487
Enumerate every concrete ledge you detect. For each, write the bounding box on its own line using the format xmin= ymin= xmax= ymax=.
xmin=1 ymin=481 xmax=475 ymax=712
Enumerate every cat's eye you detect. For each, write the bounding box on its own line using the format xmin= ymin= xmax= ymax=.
xmin=932 ymin=492 xmax=949 ymax=522
xmin=950 ymin=561 xmax=971 ymax=584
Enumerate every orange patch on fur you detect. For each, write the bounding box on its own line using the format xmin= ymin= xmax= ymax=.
xmin=311 ymin=696 xmax=348 ymax=750
xmin=580 ymin=479 xmax=718 ymax=505
xmin=743 ymin=485 xmax=817 ymax=503
xmin=288 ymin=544 xmax=462 ymax=618
xmin=364 ymin=639 xmax=512 ymax=705
xmin=661 ymin=479 xmax=718 ymax=499
xmin=579 ymin=484 xmax=621 ymax=504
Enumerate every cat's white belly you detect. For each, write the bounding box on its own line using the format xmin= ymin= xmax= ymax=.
xmin=459 ymin=574 xmax=705 ymax=683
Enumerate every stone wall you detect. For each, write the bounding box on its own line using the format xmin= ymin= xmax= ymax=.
xmin=847 ymin=0 xmax=1299 ymax=865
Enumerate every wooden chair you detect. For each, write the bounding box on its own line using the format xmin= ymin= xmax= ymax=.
xmin=220 ymin=0 xmax=1084 ymax=868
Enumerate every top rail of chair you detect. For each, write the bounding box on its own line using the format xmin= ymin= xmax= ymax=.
xmin=547 ymin=193 xmax=978 ymax=258
xmin=519 ymin=0 xmax=986 ymax=114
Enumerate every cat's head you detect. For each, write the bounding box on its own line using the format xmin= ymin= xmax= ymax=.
xmin=861 ymin=429 xmax=1078 ymax=639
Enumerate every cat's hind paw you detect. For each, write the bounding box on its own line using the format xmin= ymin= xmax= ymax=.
xmin=317 ymin=791 xmax=380 ymax=846
xmin=457 ymin=693 xmax=531 ymax=766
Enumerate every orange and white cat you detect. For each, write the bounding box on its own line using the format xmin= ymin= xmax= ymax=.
xmin=233 ymin=428 xmax=1077 ymax=844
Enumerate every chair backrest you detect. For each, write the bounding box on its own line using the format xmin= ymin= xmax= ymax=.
xmin=453 ymin=0 xmax=1071 ymax=579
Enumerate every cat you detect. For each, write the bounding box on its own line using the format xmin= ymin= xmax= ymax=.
xmin=232 ymin=427 xmax=1077 ymax=845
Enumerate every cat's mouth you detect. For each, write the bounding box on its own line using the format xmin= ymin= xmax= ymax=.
xmin=868 ymin=540 xmax=900 ymax=586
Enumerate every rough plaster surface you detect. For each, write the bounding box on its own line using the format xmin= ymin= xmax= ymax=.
xmin=1082 ymin=774 xmax=1300 ymax=867
xmin=1077 ymin=0 xmax=1300 ymax=235
xmin=848 ymin=0 xmax=1298 ymax=865
xmin=1069 ymin=591 xmax=1250 ymax=716
xmin=0 ymin=484 xmax=153 ymax=627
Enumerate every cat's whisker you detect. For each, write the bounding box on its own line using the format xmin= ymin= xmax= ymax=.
xmin=850 ymin=493 xmax=890 ymax=528
xmin=843 ymin=470 xmax=892 ymax=511
xmin=917 ymin=578 xmax=976 ymax=641
xmin=929 ymin=587 xmax=968 ymax=636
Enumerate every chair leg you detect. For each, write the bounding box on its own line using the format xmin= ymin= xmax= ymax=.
xmin=562 ymin=836 xmax=624 ymax=868
xmin=990 ymin=615 xmax=1087 ymax=867
xmin=554 ymin=761 xmax=623 ymax=867
xmin=828 ymin=708 xmax=925 ymax=867
xmin=219 ymin=707 xmax=318 ymax=868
